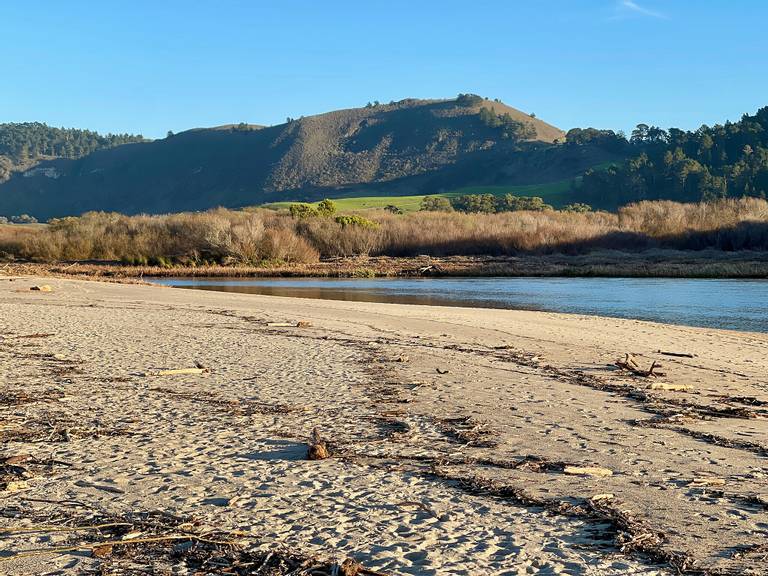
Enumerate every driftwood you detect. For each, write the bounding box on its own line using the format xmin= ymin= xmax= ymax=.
xmin=657 ymin=350 xmax=696 ymax=358
xmin=615 ymin=354 xmax=666 ymax=378
xmin=267 ymin=321 xmax=312 ymax=328
xmin=29 ymin=285 xmax=53 ymax=292
xmin=563 ymin=465 xmax=613 ymax=477
xmin=688 ymin=477 xmax=726 ymax=487
xmin=648 ymin=382 xmax=693 ymax=392
xmin=141 ymin=367 xmax=209 ymax=377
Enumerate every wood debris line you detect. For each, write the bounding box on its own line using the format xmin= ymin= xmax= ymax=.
xmin=632 ymin=419 xmax=768 ymax=458
xmin=0 ymin=508 xmax=389 ymax=575
xmin=1 ymin=454 xmax=71 ymax=493
xmin=444 ymin=473 xmax=699 ymax=574
xmin=0 ymin=389 xmax=65 ymax=407
xmin=616 ymin=354 xmax=666 ymax=378
xmin=0 ymin=413 xmax=132 ymax=444
xmin=437 ymin=416 xmax=499 ymax=448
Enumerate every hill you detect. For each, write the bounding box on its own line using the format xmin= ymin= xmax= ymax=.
xmin=0 ymin=96 xmax=614 ymax=219
xmin=0 ymin=122 xmax=145 ymax=183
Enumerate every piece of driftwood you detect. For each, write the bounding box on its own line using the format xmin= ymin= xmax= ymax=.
xmin=590 ymin=493 xmax=615 ymax=502
xmin=306 ymin=427 xmax=330 ymax=460
xmin=647 ymin=382 xmax=693 ymax=392
xmin=267 ymin=321 xmax=312 ymax=328
xmin=141 ymin=367 xmax=209 ymax=377
xmin=657 ymin=350 xmax=696 ymax=358
xmin=338 ymin=558 xmax=363 ymax=576
xmin=435 ymin=367 xmax=449 ymax=375
xmin=563 ymin=465 xmax=613 ymax=477
xmin=688 ymin=477 xmax=726 ymax=487
xmin=29 ymin=285 xmax=53 ymax=292
xmin=616 ymin=354 xmax=666 ymax=378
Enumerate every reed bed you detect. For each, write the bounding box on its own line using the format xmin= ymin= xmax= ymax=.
xmin=2 ymin=198 xmax=768 ymax=265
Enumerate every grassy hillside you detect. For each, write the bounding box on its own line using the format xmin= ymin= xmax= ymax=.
xmin=0 ymin=96 xmax=577 ymax=219
xmin=262 ymin=179 xmax=576 ymax=213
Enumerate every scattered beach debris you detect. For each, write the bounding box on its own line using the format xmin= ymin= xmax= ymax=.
xmin=29 ymin=285 xmax=53 ymax=292
xmin=0 ymin=389 xmax=65 ymax=407
xmin=657 ymin=350 xmax=696 ymax=358
xmin=616 ymin=354 xmax=665 ymax=378
xmin=438 ymin=416 xmax=499 ymax=448
xmin=1 ymin=413 xmax=132 ymax=443
xmin=435 ymin=367 xmax=449 ymax=375
xmin=563 ymin=465 xmax=614 ymax=477
xmin=0 ymin=508 xmax=388 ymax=575
xmin=307 ymin=427 xmax=331 ymax=460
xmin=1 ymin=454 xmax=71 ymax=492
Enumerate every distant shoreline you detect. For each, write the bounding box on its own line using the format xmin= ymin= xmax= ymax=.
xmin=5 ymin=249 xmax=768 ymax=280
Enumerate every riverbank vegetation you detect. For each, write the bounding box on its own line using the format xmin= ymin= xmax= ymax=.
xmin=2 ymin=199 xmax=768 ymax=269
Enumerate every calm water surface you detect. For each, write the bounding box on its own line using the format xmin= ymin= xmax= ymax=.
xmin=151 ymin=277 xmax=768 ymax=333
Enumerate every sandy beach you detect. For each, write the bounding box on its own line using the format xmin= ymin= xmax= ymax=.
xmin=2 ymin=276 xmax=767 ymax=575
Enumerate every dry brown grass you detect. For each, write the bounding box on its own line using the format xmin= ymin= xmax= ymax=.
xmin=0 ymin=223 xmax=47 ymax=257
xmin=4 ymin=199 xmax=768 ymax=266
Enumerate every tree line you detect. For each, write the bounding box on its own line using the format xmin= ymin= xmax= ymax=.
xmin=0 ymin=122 xmax=145 ymax=180
xmin=570 ymin=107 xmax=768 ymax=206
xmin=421 ymin=194 xmax=590 ymax=214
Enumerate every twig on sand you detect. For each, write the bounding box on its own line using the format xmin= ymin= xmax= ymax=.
xmin=394 ymin=500 xmax=445 ymax=520
xmin=658 ymin=350 xmax=696 ymax=358
xmin=141 ymin=367 xmax=210 ymax=377
xmin=267 ymin=321 xmax=312 ymax=328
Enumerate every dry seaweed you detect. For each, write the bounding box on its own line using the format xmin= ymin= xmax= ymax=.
xmin=0 ymin=508 xmax=388 ymax=575
xmin=437 ymin=416 xmax=499 ymax=448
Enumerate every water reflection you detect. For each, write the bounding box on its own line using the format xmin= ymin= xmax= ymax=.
xmin=151 ymin=277 xmax=768 ymax=333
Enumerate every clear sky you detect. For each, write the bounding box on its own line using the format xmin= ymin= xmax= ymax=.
xmin=1 ymin=1 xmax=766 ymax=139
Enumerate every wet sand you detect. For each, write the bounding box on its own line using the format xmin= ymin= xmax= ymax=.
xmin=1 ymin=277 xmax=767 ymax=575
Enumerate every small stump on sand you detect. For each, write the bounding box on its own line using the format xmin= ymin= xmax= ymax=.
xmin=307 ymin=427 xmax=330 ymax=460
xmin=339 ymin=558 xmax=363 ymax=576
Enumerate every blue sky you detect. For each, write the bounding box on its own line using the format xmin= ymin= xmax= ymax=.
xmin=1 ymin=1 xmax=766 ymax=138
